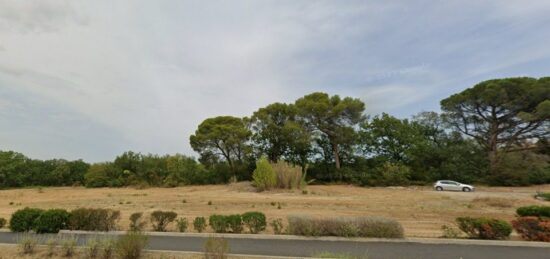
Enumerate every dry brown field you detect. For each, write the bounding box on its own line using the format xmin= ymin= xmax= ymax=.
xmin=0 ymin=183 xmax=549 ymax=238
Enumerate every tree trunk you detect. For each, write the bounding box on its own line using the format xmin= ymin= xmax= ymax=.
xmin=332 ymin=142 xmax=341 ymax=170
xmin=488 ymin=121 xmax=499 ymax=175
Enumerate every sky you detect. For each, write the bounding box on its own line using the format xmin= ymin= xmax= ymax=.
xmin=1 ymin=0 xmax=550 ymax=162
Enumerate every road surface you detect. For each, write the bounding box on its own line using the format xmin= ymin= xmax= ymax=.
xmin=1 ymin=231 xmax=549 ymax=259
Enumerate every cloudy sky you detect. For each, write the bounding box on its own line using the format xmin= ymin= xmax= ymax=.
xmin=1 ymin=0 xmax=550 ymax=162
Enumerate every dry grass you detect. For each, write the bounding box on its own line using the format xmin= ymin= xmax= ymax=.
xmin=471 ymin=197 xmax=516 ymax=208
xmin=0 ymin=244 xmax=260 ymax=259
xmin=0 ymin=183 xmax=548 ymax=238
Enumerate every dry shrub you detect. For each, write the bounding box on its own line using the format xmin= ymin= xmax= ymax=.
xmin=272 ymin=161 xmax=303 ymax=189
xmin=472 ymin=197 xmax=514 ymax=208
xmin=17 ymin=233 xmax=37 ymax=255
xmin=204 ymin=236 xmax=229 ymax=259
xmin=287 ymin=215 xmax=403 ymax=238
xmin=512 ymin=216 xmax=550 ymax=242
xmin=116 ymin=231 xmax=148 ymax=259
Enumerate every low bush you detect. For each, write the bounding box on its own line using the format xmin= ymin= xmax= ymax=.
xmin=242 ymin=212 xmax=266 ymax=234
xmin=61 ymin=235 xmax=78 ymax=257
xmin=150 ymin=210 xmax=177 ymax=232
xmin=270 ymin=218 xmax=284 ymax=234
xmin=85 ymin=238 xmax=102 ymax=258
xmin=176 ymin=218 xmax=188 ymax=232
xmin=194 ymin=217 xmax=207 ymax=233
xmin=46 ymin=237 xmax=57 ymax=257
xmin=287 ymin=215 xmax=403 ymax=238
xmin=516 ymin=205 xmax=550 ymax=218
xmin=204 ymin=236 xmax=229 ymax=259
xmin=512 ymin=216 xmax=550 ymax=242
xmin=129 ymin=212 xmax=146 ymax=232
xmin=101 ymin=238 xmax=116 ymax=259
xmin=0 ymin=217 xmax=6 ymax=228
xmin=69 ymin=208 xmax=120 ymax=231
xmin=535 ymin=192 xmax=550 ymax=201
xmin=116 ymin=231 xmax=148 ymax=259
xmin=34 ymin=209 xmax=70 ymax=233
xmin=440 ymin=224 xmax=461 ymax=238
xmin=356 ymin=217 xmax=404 ymax=238
xmin=17 ymin=233 xmax=37 ymax=254
xmin=10 ymin=207 xmax=44 ymax=232
xmin=209 ymin=215 xmax=228 ymax=233
xmin=456 ymin=217 xmax=512 ymax=240
xmin=226 ymin=214 xmax=243 ymax=233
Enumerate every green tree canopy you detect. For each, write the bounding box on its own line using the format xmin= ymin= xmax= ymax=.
xmin=441 ymin=77 xmax=550 ymax=174
xmin=295 ymin=92 xmax=365 ymax=169
xmin=189 ymin=116 xmax=251 ymax=177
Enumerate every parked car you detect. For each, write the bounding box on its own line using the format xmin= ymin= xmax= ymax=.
xmin=434 ymin=180 xmax=474 ymax=192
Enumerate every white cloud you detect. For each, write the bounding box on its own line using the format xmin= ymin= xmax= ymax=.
xmin=0 ymin=0 xmax=549 ymax=161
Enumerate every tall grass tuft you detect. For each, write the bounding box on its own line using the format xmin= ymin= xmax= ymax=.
xmin=116 ymin=231 xmax=148 ymax=259
xmin=204 ymin=236 xmax=229 ymax=259
xmin=17 ymin=233 xmax=37 ymax=254
xmin=272 ymin=161 xmax=303 ymax=189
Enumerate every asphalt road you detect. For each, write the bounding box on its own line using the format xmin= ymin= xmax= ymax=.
xmin=1 ymin=231 xmax=549 ymax=259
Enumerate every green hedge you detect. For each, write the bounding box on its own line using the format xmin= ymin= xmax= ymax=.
xmin=9 ymin=208 xmax=44 ymax=232
xmin=34 ymin=209 xmax=70 ymax=233
xmin=516 ymin=206 xmax=550 ymax=218
xmin=242 ymin=212 xmax=267 ymax=234
xmin=456 ymin=217 xmax=512 ymax=240
xmin=69 ymin=208 xmax=120 ymax=231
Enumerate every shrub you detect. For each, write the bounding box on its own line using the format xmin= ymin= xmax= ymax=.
xmin=101 ymin=238 xmax=116 ymax=259
xmin=270 ymin=218 xmax=284 ymax=234
xmin=441 ymin=224 xmax=461 ymax=238
xmin=46 ymin=237 xmax=58 ymax=257
xmin=242 ymin=212 xmax=266 ymax=234
xmin=176 ymin=218 xmax=189 ymax=232
xmin=535 ymin=192 xmax=550 ymax=201
xmin=252 ymin=157 xmax=277 ymax=191
xmin=194 ymin=217 xmax=207 ymax=233
xmin=204 ymin=236 xmax=229 ymax=259
xmin=272 ymin=161 xmax=303 ymax=189
xmin=456 ymin=217 xmax=512 ymax=240
xmin=34 ymin=209 xmax=71 ymax=233
xmin=516 ymin=205 xmax=550 ymax=218
xmin=379 ymin=162 xmax=411 ymax=186
xmin=287 ymin=215 xmax=403 ymax=238
xmin=356 ymin=217 xmax=404 ymax=238
xmin=0 ymin=217 xmax=6 ymax=228
xmin=150 ymin=211 xmax=177 ymax=232
xmin=86 ymin=238 xmax=102 ymax=258
xmin=129 ymin=212 xmax=146 ymax=232
xmin=17 ymin=233 xmax=37 ymax=254
xmin=69 ymin=208 xmax=120 ymax=231
xmin=10 ymin=207 xmax=44 ymax=232
xmin=512 ymin=216 xmax=550 ymax=242
xmin=226 ymin=214 xmax=243 ymax=233
xmin=61 ymin=236 xmax=78 ymax=257
xmin=116 ymin=231 xmax=148 ymax=259
xmin=209 ymin=215 xmax=228 ymax=233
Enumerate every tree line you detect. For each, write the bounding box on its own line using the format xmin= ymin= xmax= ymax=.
xmin=1 ymin=77 xmax=549 ymax=188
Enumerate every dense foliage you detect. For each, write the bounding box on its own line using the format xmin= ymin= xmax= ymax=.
xmin=456 ymin=217 xmax=512 ymax=240
xmin=1 ymin=77 xmax=549 ymax=188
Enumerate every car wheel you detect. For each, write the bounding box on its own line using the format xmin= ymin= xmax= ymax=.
xmin=436 ymin=186 xmax=443 ymax=191
xmin=462 ymin=187 xmax=471 ymax=192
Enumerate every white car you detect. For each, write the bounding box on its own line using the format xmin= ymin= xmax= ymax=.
xmin=434 ymin=180 xmax=474 ymax=192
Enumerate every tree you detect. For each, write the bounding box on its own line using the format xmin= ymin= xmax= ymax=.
xmin=250 ymin=103 xmax=312 ymax=166
xmin=295 ymin=92 xmax=365 ymax=169
xmin=441 ymin=77 xmax=550 ymax=175
xmin=189 ymin=116 xmax=251 ymax=178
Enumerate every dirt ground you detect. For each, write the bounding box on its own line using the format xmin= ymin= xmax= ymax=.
xmin=0 ymin=183 xmax=548 ymax=238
